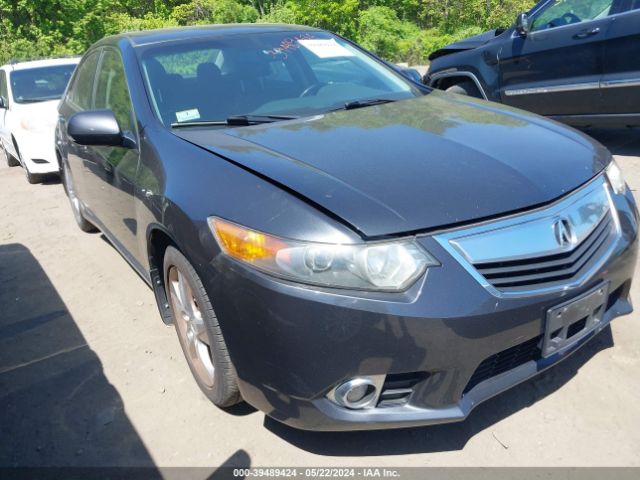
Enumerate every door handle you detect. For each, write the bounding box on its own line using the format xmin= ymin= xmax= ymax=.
xmin=573 ymin=27 xmax=600 ymax=40
xmin=103 ymin=161 xmax=114 ymax=176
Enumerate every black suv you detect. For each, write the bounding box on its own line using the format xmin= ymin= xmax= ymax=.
xmin=424 ymin=0 xmax=640 ymax=128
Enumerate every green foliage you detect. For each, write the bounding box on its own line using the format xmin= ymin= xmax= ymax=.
xmin=170 ymin=0 xmax=259 ymax=25
xmin=284 ymin=0 xmax=362 ymax=38
xmin=103 ymin=13 xmax=177 ymax=36
xmin=358 ymin=6 xmax=413 ymax=61
xmin=259 ymin=2 xmax=299 ymax=24
xmin=416 ymin=0 xmax=533 ymax=32
xmin=0 ymin=0 xmax=538 ymax=65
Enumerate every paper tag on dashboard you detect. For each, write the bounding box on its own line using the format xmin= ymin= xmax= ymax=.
xmin=176 ymin=108 xmax=201 ymax=122
xmin=298 ymin=39 xmax=355 ymax=59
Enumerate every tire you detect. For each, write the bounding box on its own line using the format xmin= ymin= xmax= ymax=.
xmin=8 ymin=153 xmax=19 ymax=167
xmin=25 ymin=168 xmax=43 ymax=185
xmin=1 ymin=142 xmax=19 ymax=167
xmin=0 ymin=141 xmax=7 ymax=166
xmin=163 ymin=246 xmax=241 ymax=407
xmin=446 ymin=81 xmax=481 ymax=98
xmin=12 ymin=140 xmax=43 ymax=183
xmin=61 ymin=159 xmax=97 ymax=232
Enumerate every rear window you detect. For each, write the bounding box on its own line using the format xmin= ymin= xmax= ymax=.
xmin=154 ymin=49 xmax=222 ymax=78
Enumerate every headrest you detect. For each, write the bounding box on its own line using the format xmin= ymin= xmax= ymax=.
xmin=144 ymin=58 xmax=168 ymax=80
xmin=197 ymin=63 xmax=222 ymax=81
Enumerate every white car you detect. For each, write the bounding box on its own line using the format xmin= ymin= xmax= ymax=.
xmin=0 ymin=57 xmax=79 ymax=183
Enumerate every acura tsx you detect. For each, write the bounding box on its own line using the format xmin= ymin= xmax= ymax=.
xmin=55 ymin=24 xmax=638 ymax=431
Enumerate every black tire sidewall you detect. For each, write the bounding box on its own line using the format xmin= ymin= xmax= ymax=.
xmin=62 ymin=160 xmax=96 ymax=232
xmin=446 ymin=81 xmax=478 ymax=97
xmin=163 ymin=246 xmax=240 ymax=407
xmin=3 ymin=142 xmax=19 ymax=167
xmin=25 ymin=168 xmax=41 ymax=184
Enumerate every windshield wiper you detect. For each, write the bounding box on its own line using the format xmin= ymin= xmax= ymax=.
xmin=171 ymin=120 xmax=228 ymax=128
xmin=343 ymin=98 xmax=397 ymax=111
xmin=171 ymin=115 xmax=297 ymax=129
xmin=18 ymin=98 xmax=52 ymax=104
xmin=226 ymin=114 xmax=298 ymax=126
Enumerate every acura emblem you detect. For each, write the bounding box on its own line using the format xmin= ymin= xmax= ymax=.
xmin=553 ymin=218 xmax=576 ymax=248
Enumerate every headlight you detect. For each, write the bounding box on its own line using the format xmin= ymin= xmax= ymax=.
xmin=20 ymin=116 xmax=51 ymax=134
xmin=606 ymin=160 xmax=627 ymax=195
xmin=209 ymin=218 xmax=438 ymax=291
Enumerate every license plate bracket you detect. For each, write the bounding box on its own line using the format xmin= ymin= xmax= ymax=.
xmin=542 ymin=283 xmax=609 ymax=358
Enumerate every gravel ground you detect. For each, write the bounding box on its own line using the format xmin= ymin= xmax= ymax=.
xmin=0 ymin=128 xmax=639 ymax=468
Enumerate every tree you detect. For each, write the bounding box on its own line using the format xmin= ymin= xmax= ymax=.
xmin=0 ymin=0 xmax=538 ymax=65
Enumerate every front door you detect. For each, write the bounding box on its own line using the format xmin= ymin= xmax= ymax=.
xmin=61 ymin=50 xmax=101 ymax=204
xmin=601 ymin=1 xmax=640 ymax=115
xmin=91 ymin=48 xmax=142 ymax=264
xmin=499 ymin=0 xmax=615 ymax=116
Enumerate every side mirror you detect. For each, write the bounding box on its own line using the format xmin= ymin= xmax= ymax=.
xmin=400 ymin=67 xmax=423 ymax=84
xmin=516 ymin=12 xmax=531 ymax=36
xmin=0 ymin=96 xmax=7 ymax=109
xmin=67 ymin=109 xmax=127 ymax=147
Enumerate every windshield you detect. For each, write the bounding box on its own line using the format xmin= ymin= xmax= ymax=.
xmin=10 ymin=64 xmax=77 ymax=104
xmin=140 ymin=31 xmax=421 ymax=127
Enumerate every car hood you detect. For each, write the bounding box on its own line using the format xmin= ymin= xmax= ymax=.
xmin=429 ymin=29 xmax=501 ymax=60
xmin=14 ymin=99 xmax=61 ymax=128
xmin=174 ymin=92 xmax=609 ymax=238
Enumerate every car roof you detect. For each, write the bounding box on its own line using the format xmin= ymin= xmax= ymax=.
xmin=2 ymin=57 xmax=81 ymax=71
xmin=98 ymin=23 xmax=324 ymax=48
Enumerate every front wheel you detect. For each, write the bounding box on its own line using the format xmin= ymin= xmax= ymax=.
xmin=446 ymin=81 xmax=482 ymax=98
xmin=61 ymin=160 xmax=97 ymax=232
xmin=163 ymin=246 xmax=241 ymax=407
xmin=1 ymin=141 xmax=20 ymax=167
xmin=12 ymin=141 xmax=42 ymax=183
xmin=25 ymin=167 xmax=43 ymax=185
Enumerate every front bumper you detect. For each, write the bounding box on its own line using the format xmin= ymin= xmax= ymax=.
xmin=206 ymin=187 xmax=638 ymax=431
xmin=15 ymin=129 xmax=59 ymax=174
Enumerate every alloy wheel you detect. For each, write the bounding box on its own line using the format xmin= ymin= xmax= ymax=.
xmin=167 ymin=266 xmax=215 ymax=387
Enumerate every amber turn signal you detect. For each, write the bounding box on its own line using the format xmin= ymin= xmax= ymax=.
xmin=209 ymin=218 xmax=285 ymax=262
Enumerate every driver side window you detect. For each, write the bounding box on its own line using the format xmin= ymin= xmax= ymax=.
xmin=531 ymin=0 xmax=615 ymax=31
xmin=94 ymin=49 xmax=135 ymax=134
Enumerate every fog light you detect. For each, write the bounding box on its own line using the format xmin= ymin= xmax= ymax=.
xmin=330 ymin=377 xmax=382 ymax=410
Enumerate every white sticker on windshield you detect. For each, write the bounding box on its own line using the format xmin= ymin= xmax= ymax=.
xmin=176 ymin=108 xmax=201 ymax=123
xmin=298 ymin=39 xmax=355 ymax=59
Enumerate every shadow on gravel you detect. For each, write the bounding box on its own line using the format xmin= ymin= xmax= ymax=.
xmin=265 ymin=326 xmax=614 ymax=456
xmin=0 ymin=243 xmax=158 ymax=468
xmin=40 ymin=175 xmax=62 ymax=187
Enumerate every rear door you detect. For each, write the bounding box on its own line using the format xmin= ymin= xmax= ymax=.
xmin=601 ymin=0 xmax=640 ymax=115
xmin=499 ymin=0 xmax=615 ymax=116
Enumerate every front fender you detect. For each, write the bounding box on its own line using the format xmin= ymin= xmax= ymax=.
xmin=427 ymin=45 xmax=502 ymax=101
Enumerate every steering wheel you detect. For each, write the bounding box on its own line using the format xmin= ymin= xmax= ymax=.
xmin=561 ymin=12 xmax=581 ymax=25
xmin=299 ymin=82 xmax=325 ymax=98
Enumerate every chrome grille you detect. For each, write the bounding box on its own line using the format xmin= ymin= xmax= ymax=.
xmin=434 ymin=176 xmax=620 ymax=296
xmin=474 ymin=212 xmax=615 ymax=292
